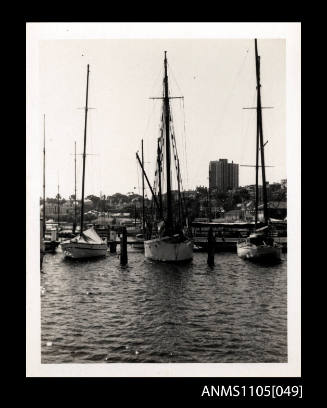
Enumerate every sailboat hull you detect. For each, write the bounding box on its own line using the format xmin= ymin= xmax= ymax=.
xmin=144 ymin=236 xmax=193 ymax=262
xmin=237 ymin=242 xmax=281 ymax=261
xmin=61 ymin=242 xmax=107 ymax=259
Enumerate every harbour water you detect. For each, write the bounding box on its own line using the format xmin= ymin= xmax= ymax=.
xmin=41 ymin=248 xmax=287 ymax=363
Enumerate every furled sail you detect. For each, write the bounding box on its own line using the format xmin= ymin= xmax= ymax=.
xmin=80 ymin=227 xmax=103 ymax=243
xmin=68 ymin=227 xmax=103 ymax=244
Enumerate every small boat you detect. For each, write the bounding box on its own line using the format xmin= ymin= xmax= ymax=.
xmin=44 ymin=229 xmax=60 ymax=253
xmin=236 ymin=39 xmax=281 ymax=262
xmin=44 ymin=240 xmax=60 ymax=253
xmin=237 ymin=226 xmax=281 ymax=261
xmin=61 ymin=64 xmax=107 ymax=260
xmin=61 ymin=226 xmax=107 ymax=259
xmin=137 ymin=52 xmax=193 ymax=262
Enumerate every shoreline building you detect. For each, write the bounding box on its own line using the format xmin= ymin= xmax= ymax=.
xmin=209 ymin=159 xmax=239 ymax=192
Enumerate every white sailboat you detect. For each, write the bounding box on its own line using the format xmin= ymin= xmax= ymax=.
xmin=137 ymin=52 xmax=193 ymax=262
xmin=237 ymin=40 xmax=281 ymax=262
xmin=144 ymin=234 xmax=193 ymax=262
xmin=237 ymin=226 xmax=281 ymax=261
xmin=61 ymin=226 xmax=107 ymax=259
xmin=61 ymin=64 xmax=107 ymax=259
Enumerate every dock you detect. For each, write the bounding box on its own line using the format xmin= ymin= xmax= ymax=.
xmin=61 ymin=224 xmax=287 ymax=253
xmin=106 ymin=236 xmax=287 ymax=253
xmin=193 ymin=237 xmax=287 ymax=253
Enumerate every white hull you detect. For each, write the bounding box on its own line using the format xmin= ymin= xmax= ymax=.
xmin=237 ymin=242 xmax=281 ymax=261
xmin=144 ymin=236 xmax=193 ymax=262
xmin=61 ymin=242 xmax=107 ymax=259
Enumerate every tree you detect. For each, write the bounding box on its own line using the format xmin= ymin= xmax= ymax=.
xmin=237 ymin=188 xmax=250 ymax=202
xmin=184 ymin=197 xmax=200 ymax=221
xmin=196 ymin=186 xmax=208 ymax=197
xmin=86 ymin=195 xmax=100 ymax=210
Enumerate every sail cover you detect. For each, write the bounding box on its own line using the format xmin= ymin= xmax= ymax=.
xmin=79 ymin=227 xmax=103 ymax=244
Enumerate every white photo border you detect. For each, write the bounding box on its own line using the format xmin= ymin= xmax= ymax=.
xmin=26 ymin=22 xmax=301 ymax=377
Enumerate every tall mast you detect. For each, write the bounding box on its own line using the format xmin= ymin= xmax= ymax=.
xmin=74 ymin=141 xmax=77 ymax=227
xmin=254 ymin=39 xmax=268 ymax=224
xmin=57 ymin=180 xmax=60 ymax=228
xmin=255 ymin=87 xmax=260 ymax=226
xmin=141 ymin=139 xmax=145 ymax=232
xmin=157 ymin=137 xmax=163 ymax=219
xmin=207 ymin=180 xmax=211 ymax=222
xmin=43 ymin=114 xmax=46 ymax=239
xmin=163 ymin=51 xmax=173 ymax=234
xmin=80 ymin=64 xmax=90 ymax=233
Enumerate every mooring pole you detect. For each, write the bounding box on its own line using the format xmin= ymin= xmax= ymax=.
xmin=110 ymin=241 xmax=117 ymax=253
xmin=107 ymin=226 xmax=117 ymax=253
xmin=120 ymin=226 xmax=128 ymax=265
xmin=207 ymin=227 xmax=215 ymax=267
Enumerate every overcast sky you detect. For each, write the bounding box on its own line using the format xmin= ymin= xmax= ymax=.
xmin=39 ymin=38 xmax=285 ymax=199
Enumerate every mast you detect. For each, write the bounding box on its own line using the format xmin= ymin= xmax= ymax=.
xmin=254 ymin=39 xmax=268 ymax=224
xmin=163 ymin=51 xmax=173 ymax=234
xmin=157 ymin=137 xmax=163 ymax=219
xmin=207 ymin=181 xmax=211 ymax=222
xmin=136 ymin=152 xmax=160 ymax=212
xmin=43 ymin=114 xmax=46 ymax=239
xmin=80 ymin=64 xmax=90 ymax=233
xmin=74 ymin=141 xmax=77 ymax=228
xmin=255 ymin=90 xmax=259 ymax=226
xmin=141 ymin=139 xmax=145 ymax=232
xmin=57 ymin=181 xmax=60 ymax=228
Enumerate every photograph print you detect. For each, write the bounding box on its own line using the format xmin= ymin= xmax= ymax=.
xmin=26 ymin=22 xmax=301 ymax=377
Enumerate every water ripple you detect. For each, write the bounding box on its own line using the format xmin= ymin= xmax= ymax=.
xmin=41 ymin=251 xmax=287 ymax=363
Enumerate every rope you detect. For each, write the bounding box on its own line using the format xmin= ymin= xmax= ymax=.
xmin=182 ymin=98 xmax=189 ymax=190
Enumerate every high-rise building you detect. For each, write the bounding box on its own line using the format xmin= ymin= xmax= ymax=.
xmin=209 ymin=159 xmax=239 ymax=191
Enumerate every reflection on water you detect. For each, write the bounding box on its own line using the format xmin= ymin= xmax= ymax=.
xmin=41 ymin=248 xmax=287 ymax=363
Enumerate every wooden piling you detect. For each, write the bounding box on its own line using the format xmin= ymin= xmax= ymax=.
xmin=107 ymin=225 xmax=117 ymax=253
xmin=120 ymin=226 xmax=128 ymax=265
xmin=207 ymin=227 xmax=215 ymax=266
xmin=109 ymin=241 xmax=117 ymax=253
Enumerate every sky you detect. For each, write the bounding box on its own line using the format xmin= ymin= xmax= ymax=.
xmin=38 ymin=38 xmax=285 ymax=199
